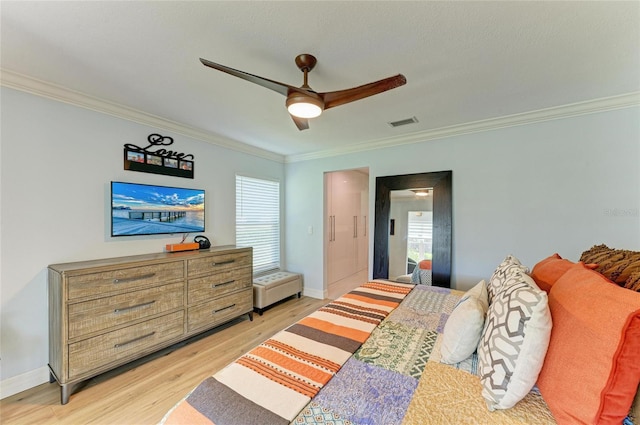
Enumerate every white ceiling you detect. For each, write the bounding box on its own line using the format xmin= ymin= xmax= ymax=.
xmin=2 ymin=1 xmax=639 ymax=161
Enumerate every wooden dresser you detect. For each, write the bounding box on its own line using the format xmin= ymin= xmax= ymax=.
xmin=48 ymin=245 xmax=252 ymax=404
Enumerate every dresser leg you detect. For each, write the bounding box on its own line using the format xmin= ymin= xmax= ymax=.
xmin=60 ymin=383 xmax=71 ymax=405
xmin=248 ymin=311 xmax=254 ymax=321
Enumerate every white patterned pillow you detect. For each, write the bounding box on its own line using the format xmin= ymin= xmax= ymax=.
xmin=441 ymin=280 xmax=489 ymax=364
xmin=487 ymin=255 xmax=530 ymax=303
xmin=478 ymin=273 xmax=552 ymax=411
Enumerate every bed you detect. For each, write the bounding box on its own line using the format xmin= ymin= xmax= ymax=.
xmin=160 ymin=250 xmax=640 ymax=425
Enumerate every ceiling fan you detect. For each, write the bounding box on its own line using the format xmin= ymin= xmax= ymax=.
xmin=199 ymin=54 xmax=407 ymax=131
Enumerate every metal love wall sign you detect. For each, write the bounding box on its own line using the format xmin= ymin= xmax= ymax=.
xmin=123 ymin=134 xmax=195 ymax=179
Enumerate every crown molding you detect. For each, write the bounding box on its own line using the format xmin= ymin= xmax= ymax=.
xmin=0 ymin=69 xmax=285 ymax=163
xmin=285 ymin=91 xmax=640 ymax=163
xmin=3 ymin=69 xmax=637 ymax=165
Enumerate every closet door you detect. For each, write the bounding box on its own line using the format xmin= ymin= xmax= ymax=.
xmin=326 ymin=171 xmax=358 ymax=284
xmin=356 ymin=171 xmax=369 ymax=273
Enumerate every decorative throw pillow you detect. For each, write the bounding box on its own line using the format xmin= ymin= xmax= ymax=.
xmin=536 ymin=264 xmax=640 ymax=425
xmin=580 ymin=244 xmax=640 ymax=291
xmin=626 ymin=275 xmax=640 ymax=292
xmin=530 ymin=253 xmax=597 ymax=293
xmin=529 ymin=253 xmax=571 ymax=293
xmin=619 ymin=259 xmax=640 ymax=284
xmin=440 ymin=280 xmax=489 ymax=364
xmin=478 ymin=273 xmax=552 ymax=411
xmin=487 ymin=255 xmax=529 ymax=303
xmin=580 ymin=243 xmax=615 ymax=265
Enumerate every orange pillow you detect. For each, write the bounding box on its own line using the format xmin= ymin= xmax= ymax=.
xmin=419 ymin=259 xmax=432 ymax=270
xmin=536 ymin=264 xmax=640 ymax=425
xmin=529 ymin=254 xmax=572 ymax=293
xmin=529 ymin=253 xmax=597 ymax=293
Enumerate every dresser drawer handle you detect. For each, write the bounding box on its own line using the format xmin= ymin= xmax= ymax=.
xmin=212 ymin=280 xmax=235 ymax=288
xmin=114 ymin=332 xmax=156 ymax=348
xmin=213 ymin=304 xmax=236 ymax=314
xmin=211 ymin=260 xmax=235 ymax=266
xmin=113 ymin=273 xmax=156 ymax=284
xmin=114 ymin=300 xmax=156 ymax=314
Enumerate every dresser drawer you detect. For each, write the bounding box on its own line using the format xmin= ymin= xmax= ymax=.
xmin=187 ymin=289 xmax=252 ymax=332
xmin=68 ymin=311 xmax=184 ymax=379
xmin=68 ymin=261 xmax=184 ymax=300
xmin=68 ymin=282 xmax=184 ymax=340
xmin=187 ymin=251 xmax=251 ymax=277
xmin=187 ymin=268 xmax=252 ymax=305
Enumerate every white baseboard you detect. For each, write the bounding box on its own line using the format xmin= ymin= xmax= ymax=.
xmin=1 ymin=366 xmax=50 ymax=400
xmin=302 ymin=288 xmax=325 ymax=300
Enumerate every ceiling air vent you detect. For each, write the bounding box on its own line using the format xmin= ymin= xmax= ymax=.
xmin=388 ymin=116 xmax=419 ymax=128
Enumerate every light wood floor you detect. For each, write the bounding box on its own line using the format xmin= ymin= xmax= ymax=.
xmin=1 ymin=295 xmax=328 ymax=425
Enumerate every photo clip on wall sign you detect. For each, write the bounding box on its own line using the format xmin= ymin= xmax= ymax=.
xmin=123 ymin=133 xmax=195 ymax=178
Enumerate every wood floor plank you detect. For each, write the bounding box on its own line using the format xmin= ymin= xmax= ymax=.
xmin=0 ymin=295 xmax=328 ymax=425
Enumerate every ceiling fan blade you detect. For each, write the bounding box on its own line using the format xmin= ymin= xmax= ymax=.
xmin=320 ymin=74 xmax=407 ymax=110
xmin=291 ymin=114 xmax=309 ymax=131
xmin=200 ymin=58 xmax=302 ymax=97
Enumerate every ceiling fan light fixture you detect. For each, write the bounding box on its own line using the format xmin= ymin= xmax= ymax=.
xmin=286 ymin=94 xmax=323 ymax=118
xmin=200 ymin=53 xmax=406 ymax=130
xmin=411 ymin=189 xmax=430 ymax=197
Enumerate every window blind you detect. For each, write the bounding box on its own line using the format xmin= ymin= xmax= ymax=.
xmin=236 ymin=175 xmax=280 ymax=275
xmin=407 ymin=211 xmax=433 ymax=264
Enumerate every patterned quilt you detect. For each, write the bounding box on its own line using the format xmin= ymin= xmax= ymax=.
xmin=292 ymin=285 xmax=555 ymax=424
xmin=160 ymin=283 xmax=556 ymax=425
xmin=160 ymin=281 xmax=413 ymax=425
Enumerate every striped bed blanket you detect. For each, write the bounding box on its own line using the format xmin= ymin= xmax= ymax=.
xmin=161 ymin=282 xmax=555 ymax=424
xmin=161 ymin=280 xmax=413 ymax=425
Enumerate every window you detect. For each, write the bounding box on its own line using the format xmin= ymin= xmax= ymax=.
xmin=236 ymin=175 xmax=280 ymax=275
xmin=407 ymin=211 xmax=433 ymax=272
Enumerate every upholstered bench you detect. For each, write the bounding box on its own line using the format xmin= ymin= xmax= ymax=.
xmin=253 ymin=271 xmax=303 ymax=315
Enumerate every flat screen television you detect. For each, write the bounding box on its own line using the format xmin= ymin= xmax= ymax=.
xmin=111 ymin=181 xmax=205 ymax=237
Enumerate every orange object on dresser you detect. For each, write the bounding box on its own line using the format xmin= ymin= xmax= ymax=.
xmin=165 ymin=242 xmax=200 ymax=252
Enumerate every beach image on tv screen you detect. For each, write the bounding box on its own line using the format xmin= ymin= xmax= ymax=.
xmin=112 ymin=182 xmax=205 ymax=236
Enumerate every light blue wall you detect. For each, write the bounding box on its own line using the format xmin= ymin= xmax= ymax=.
xmin=0 ymin=88 xmax=285 ymax=393
xmin=285 ymin=106 xmax=640 ymax=296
